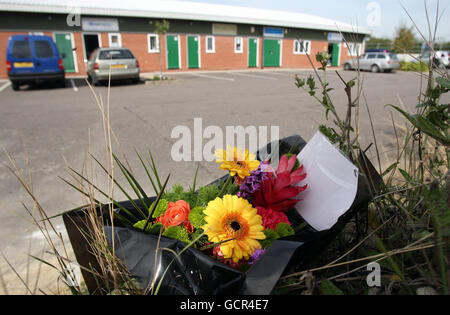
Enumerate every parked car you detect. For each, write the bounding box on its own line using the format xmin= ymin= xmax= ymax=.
xmin=343 ymin=52 xmax=400 ymax=73
xmin=6 ymin=35 xmax=65 ymax=91
xmin=418 ymin=50 xmax=449 ymax=68
xmin=86 ymin=48 xmax=140 ymax=85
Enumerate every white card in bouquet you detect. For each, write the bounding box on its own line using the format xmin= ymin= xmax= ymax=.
xmin=295 ymin=131 xmax=359 ymax=231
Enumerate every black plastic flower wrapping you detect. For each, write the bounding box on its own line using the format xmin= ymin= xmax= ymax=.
xmin=63 ymin=135 xmax=380 ymax=295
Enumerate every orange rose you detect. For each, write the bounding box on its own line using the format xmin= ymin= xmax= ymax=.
xmin=155 ymin=200 xmax=193 ymax=233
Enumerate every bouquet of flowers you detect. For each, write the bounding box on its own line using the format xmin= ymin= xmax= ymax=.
xmin=63 ymin=135 xmax=375 ymax=295
xmin=128 ymin=146 xmax=307 ymax=271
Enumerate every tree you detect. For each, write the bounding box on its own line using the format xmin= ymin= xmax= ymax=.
xmin=392 ymin=24 xmax=417 ymax=53
xmin=154 ymin=20 xmax=170 ymax=79
xmin=365 ymin=36 xmax=393 ymax=51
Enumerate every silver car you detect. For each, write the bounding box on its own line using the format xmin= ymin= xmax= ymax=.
xmin=418 ymin=50 xmax=449 ymax=69
xmin=343 ymin=52 xmax=400 ymax=73
xmin=87 ymin=47 xmax=140 ymax=85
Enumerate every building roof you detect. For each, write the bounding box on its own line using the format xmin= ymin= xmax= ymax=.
xmin=0 ymin=0 xmax=371 ymax=35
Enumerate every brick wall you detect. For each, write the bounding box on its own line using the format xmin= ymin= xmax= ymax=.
xmin=199 ymin=35 xmax=248 ymax=70
xmin=282 ymin=39 xmax=326 ymax=69
xmin=121 ymin=32 xmax=164 ymax=73
xmin=0 ymin=30 xmax=362 ymax=78
xmin=1 ymin=32 xmax=20 ymax=78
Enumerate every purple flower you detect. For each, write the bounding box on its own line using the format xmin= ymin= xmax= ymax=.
xmin=237 ymin=163 xmax=269 ymax=199
xmin=249 ymin=249 xmax=267 ymax=265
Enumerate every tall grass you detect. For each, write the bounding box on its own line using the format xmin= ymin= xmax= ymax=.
xmin=276 ymin=2 xmax=449 ymax=295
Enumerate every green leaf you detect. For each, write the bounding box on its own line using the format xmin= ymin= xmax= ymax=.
xmin=427 ymin=111 xmax=448 ymax=130
xmin=375 ymin=236 xmax=404 ymax=281
xmin=151 ymin=199 xmax=169 ymax=218
xmin=196 ymin=184 xmax=221 ymax=207
xmin=90 ymin=153 xmax=147 ymax=220
xmin=321 ymin=280 xmax=344 ymax=295
xmin=436 ymin=77 xmax=450 ymax=90
xmin=260 ymin=229 xmax=279 ymax=249
xmin=162 ymin=226 xmax=190 ymax=244
xmin=163 ymin=184 xmax=186 ymax=202
xmin=135 ymin=149 xmax=159 ymax=195
xmin=112 ymin=154 xmax=150 ymax=217
xmin=388 ymin=105 xmax=450 ymax=146
xmin=66 ymin=168 xmax=139 ymax=223
xmin=416 ymin=116 xmax=449 ymax=145
xmin=133 ymin=220 xmax=163 ymax=234
xmin=381 ymin=162 xmax=399 ymax=177
xmin=295 ymin=78 xmax=305 ymax=88
xmin=399 ymin=168 xmax=413 ymax=182
xmin=188 ymin=206 xmax=206 ymax=229
xmin=148 ymin=149 xmax=163 ymax=191
xmin=149 ymin=222 xmax=163 ymax=234
xmin=190 ymin=164 xmax=200 ymax=194
xmin=133 ymin=220 xmax=152 ymax=232
xmin=416 ymin=101 xmax=429 ymax=108
xmin=275 ymin=223 xmax=295 ymax=238
xmin=190 ymin=228 xmax=209 ymax=248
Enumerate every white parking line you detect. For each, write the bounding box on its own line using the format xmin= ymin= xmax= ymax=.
xmin=0 ymin=81 xmax=11 ymax=92
xmin=190 ymin=73 xmax=235 ymax=82
xmin=70 ymin=79 xmax=78 ymax=92
xmin=233 ymin=72 xmax=278 ymax=80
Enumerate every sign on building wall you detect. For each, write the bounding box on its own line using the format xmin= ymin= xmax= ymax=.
xmin=212 ymin=23 xmax=237 ymax=35
xmin=263 ymin=27 xmax=284 ymax=38
xmin=327 ymin=32 xmax=343 ymax=43
xmin=82 ymin=18 xmax=119 ymax=32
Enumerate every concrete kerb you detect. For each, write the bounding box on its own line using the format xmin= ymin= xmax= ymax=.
xmin=140 ymin=67 xmax=343 ymax=80
xmin=0 ymin=67 xmax=344 ymax=84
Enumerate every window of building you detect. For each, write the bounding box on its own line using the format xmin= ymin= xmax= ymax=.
xmin=348 ymin=43 xmax=362 ymax=56
xmin=293 ymin=39 xmax=311 ymax=54
xmin=108 ymin=33 xmax=122 ymax=47
xmin=206 ymin=36 xmax=215 ymax=53
xmin=234 ymin=37 xmax=243 ymax=53
xmin=147 ymin=34 xmax=159 ymax=53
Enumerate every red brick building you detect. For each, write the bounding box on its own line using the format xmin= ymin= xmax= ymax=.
xmin=0 ymin=0 xmax=370 ymax=78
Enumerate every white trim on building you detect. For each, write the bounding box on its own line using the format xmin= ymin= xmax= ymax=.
xmin=0 ymin=0 xmax=371 ymax=35
xmin=205 ymin=35 xmax=215 ymax=53
xmin=147 ymin=33 xmax=159 ymax=53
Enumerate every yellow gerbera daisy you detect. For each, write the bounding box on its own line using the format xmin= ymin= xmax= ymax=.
xmin=203 ymin=195 xmax=266 ymax=263
xmin=215 ymin=146 xmax=260 ymax=179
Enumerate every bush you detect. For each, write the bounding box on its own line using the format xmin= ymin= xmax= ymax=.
xmin=400 ymin=61 xmax=429 ymax=72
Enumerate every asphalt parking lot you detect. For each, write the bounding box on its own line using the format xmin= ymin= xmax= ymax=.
xmin=0 ymin=68 xmax=434 ymax=293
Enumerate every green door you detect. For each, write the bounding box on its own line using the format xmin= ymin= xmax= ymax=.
xmin=263 ymin=39 xmax=281 ymax=67
xmin=166 ymin=35 xmax=180 ymax=69
xmin=331 ymin=43 xmax=340 ymax=67
xmin=187 ymin=35 xmax=199 ymax=69
xmin=248 ymin=38 xmax=258 ymax=68
xmin=54 ymin=33 xmax=75 ymax=72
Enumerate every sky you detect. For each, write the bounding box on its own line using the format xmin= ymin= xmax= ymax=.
xmin=178 ymin=0 xmax=450 ymax=41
